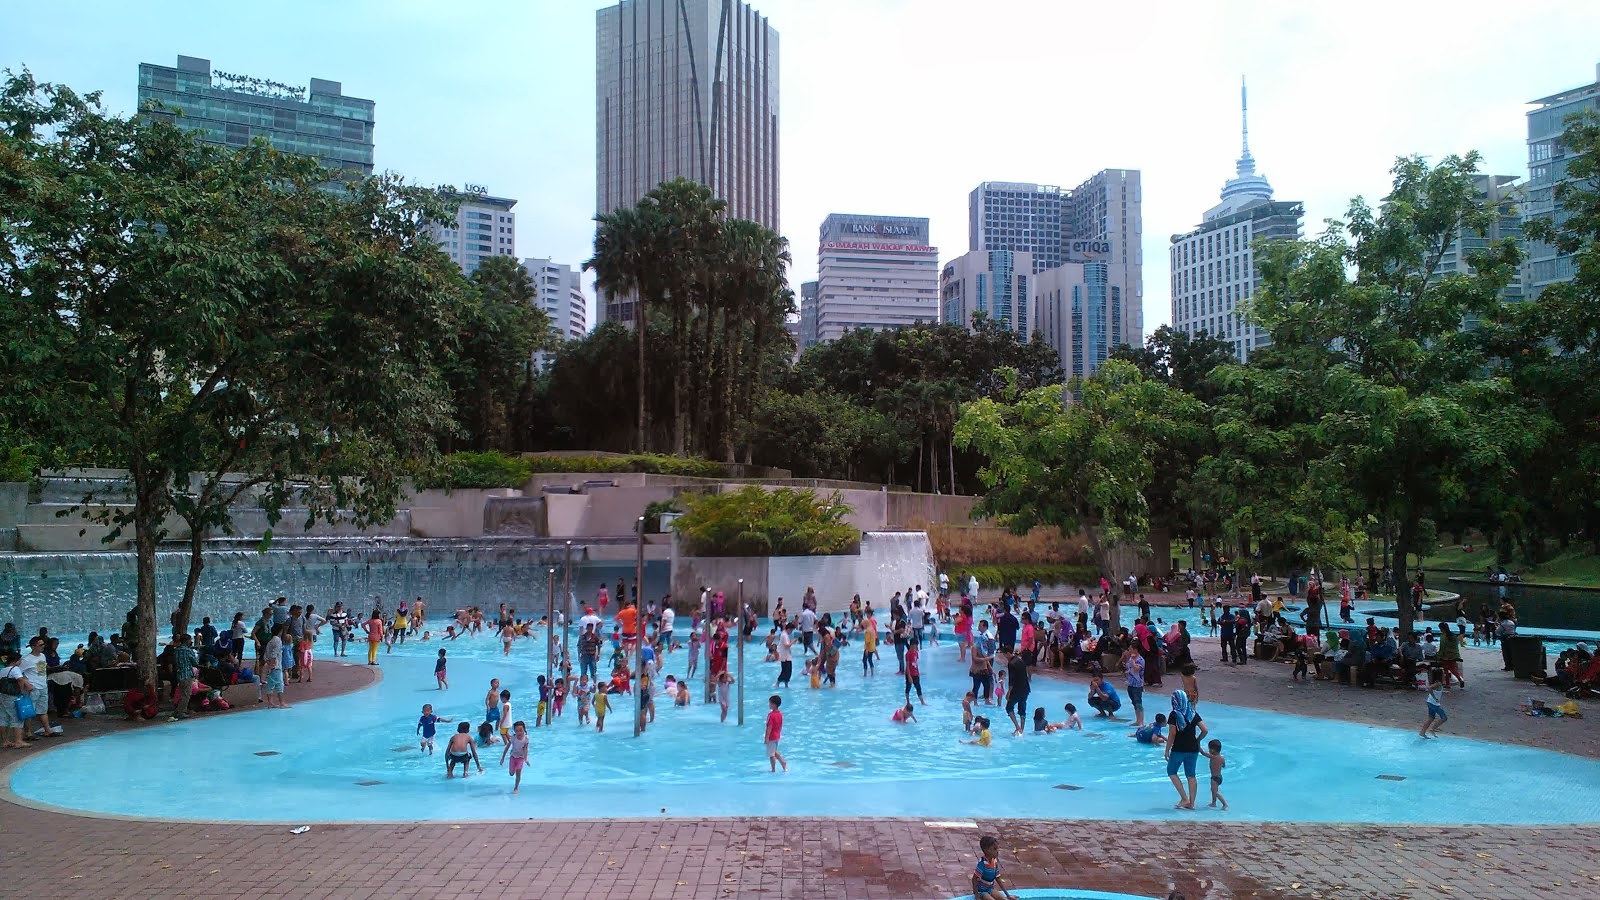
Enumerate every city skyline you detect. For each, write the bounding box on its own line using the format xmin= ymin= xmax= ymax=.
xmin=5 ymin=1 xmax=1599 ymax=337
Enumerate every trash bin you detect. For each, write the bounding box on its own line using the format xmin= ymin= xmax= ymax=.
xmin=1503 ymin=635 xmax=1546 ymax=679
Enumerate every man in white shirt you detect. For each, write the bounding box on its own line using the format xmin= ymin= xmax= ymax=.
xmin=915 ymin=585 xmax=929 ymax=607
xmin=19 ymin=636 xmax=53 ymax=737
xmin=798 ymin=607 xmax=817 ymax=656
xmin=658 ymin=605 xmax=676 ymax=655
xmin=938 ymin=572 xmax=949 ymax=596
xmin=578 ymin=606 xmax=604 ymax=633
xmin=1077 ymin=591 xmax=1091 ymax=622
xmin=967 ymin=574 xmax=980 ymax=600
xmin=1094 ymin=597 xmax=1111 ymax=635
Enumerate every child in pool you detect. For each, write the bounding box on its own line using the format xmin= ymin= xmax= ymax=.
xmin=1131 ymin=713 xmax=1168 ymax=745
xmin=593 ymin=686 xmax=610 ymax=733
xmin=892 ymin=702 xmax=916 ymax=724
xmin=1052 ymin=703 xmax=1083 ymax=731
xmin=574 ymin=675 xmax=594 ymax=725
xmin=717 ymin=670 xmax=734 ymax=722
xmin=675 ymin=679 xmax=690 ymax=707
xmin=1031 ymin=707 xmax=1050 ymax=733
xmin=1201 ymin=738 xmax=1227 ymax=809
xmin=971 ymin=834 xmax=1016 ymax=900
xmin=552 ymin=677 xmax=566 ymax=719
xmin=476 ymin=721 xmax=498 ymax=747
xmin=962 ymin=691 xmax=976 ymax=733
xmin=806 ymin=656 xmax=822 ymax=689
xmin=963 ymin=716 xmax=992 ymax=746
xmin=499 ymin=720 xmax=530 ymax=794
xmin=445 ymin=721 xmax=482 ymax=778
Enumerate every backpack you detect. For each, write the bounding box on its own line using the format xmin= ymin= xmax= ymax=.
xmin=0 ymin=670 xmax=21 ymax=696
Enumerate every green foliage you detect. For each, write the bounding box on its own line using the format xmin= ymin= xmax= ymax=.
xmin=0 ymin=72 xmax=470 ymax=681
xmin=521 ymin=454 xmax=724 ymax=477
xmin=643 ymin=498 xmax=681 ymax=533
xmin=440 ymin=255 xmax=552 ymax=452
xmin=740 ymin=389 xmax=906 ymax=481
xmin=951 ymin=564 xmax=1102 ymax=591
xmin=956 ymin=361 xmax=1207 ymax=574
xmin=414 ymin=451 xmax=535 ymax=490
xmin=0 ymin=446 xmax=38 ymax=483
xmin=674 ymin=486 xmax=857 ymax=557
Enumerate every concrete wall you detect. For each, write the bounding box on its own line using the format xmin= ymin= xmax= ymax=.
xmin=672 ymin=532 xmax=937 ymax=616
xmin=407 ymin=488 xmax=520 ymax=539
xmin=0 ymin=483 xmax=27 ymax=528
xmin=671 ymin=555 xmax=769 ymax=614
xmin=886 ymin=492 xmax=980 ymax=529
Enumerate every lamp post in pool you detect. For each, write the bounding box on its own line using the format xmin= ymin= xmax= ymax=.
xmin=634 ymin=515 xmax=645 ymax=738
xmin=563 ymin=540 xmax=572 ymax=672
xmin=737 ymin=578 xmax=745 ymax=726
xmin=546 ymin=568 xmax=555 ymax=688
xmin=704 ymin=588 xmax=714 ymax=705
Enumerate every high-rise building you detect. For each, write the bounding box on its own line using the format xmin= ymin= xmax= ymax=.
xmin=968 ymin=182 xmax=1065 ymax=272
xmin=595 ymin=0 xmax=780 ymax=324
xmin=137 ymin=55 xmax=374 ymax=174
xmin=1436 ymin=175 xmax=1525 ymax=309
xmin=814 ymin=214 xmax=939 ymax=343
xmin=1169 ymin=80 xmax=1302 ymax=361
xmin=428 ymin=188 xmax=517 ymax=276
xmin=940 ymin=250 xmax=1034 ymax=335
xmin=1032 ymin=262 xmax=1116 ymax=380
xmin=798 ymin=281 xmax=819 ymax=350
xmin=521 ymin=258 xmax=588 ymax=369
xmin=1523 ymin=63 xmax=1600 ymax=300
xmin=1065 ymin=169 xmax=1143 ymax=347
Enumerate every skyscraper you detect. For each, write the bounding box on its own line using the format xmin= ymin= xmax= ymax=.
xmin=1523 ymin=63 xmax=1600 ymax=300
xmin=798 ymin=281 xmax=819 ymax=350
xmin=427 ymin=187 xmax=517 ymax=276
xmin=1032 ymin=261 xmax=1108 ymax=380
xmin=1169 ymin=80 xmax=1302 ymax=361
xmin=521 ymin=258 xmax=589 ymax=369
xmin=941 ymin=250 xmax=1034 ymax=335
xmin=137 ymin=55 xmax=374 ymax=174
xmin=1064 ymin=169 xmax=1143 ymax=347
xmin=813 ymin=214 xmax=939 ymax=343
xmin=595 ymin=0 xmax=780 ymax=324
xmin=968 ymin=182 xmax=1065 ymax=273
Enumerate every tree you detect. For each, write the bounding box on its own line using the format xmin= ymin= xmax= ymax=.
xmin=441 ymin=255 xmax=551 ymax=451
xmin=0 ymin=73 xmax=469 ymax=683
xmin=675 ymin=486 xmax=857 ymax=556
xmin=1110 ymin=325 xmax=1235 ymax=402
xmin=955 ymin=361 xmax=1206 ymax=630
xmin=1242 ymin=153 xmax=1536 ymax=633
xmin=587 ymin=203 xmax=666 ymax=452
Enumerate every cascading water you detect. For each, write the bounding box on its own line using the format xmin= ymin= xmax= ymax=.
xmin=766 ymin=531 xmax=936 ymax=608
xmin=0 ymin=542 xmax=665 ymax=634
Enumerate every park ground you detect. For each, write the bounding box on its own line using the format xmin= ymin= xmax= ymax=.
xmin=2 ymin=595 xmax=1599 ymax=899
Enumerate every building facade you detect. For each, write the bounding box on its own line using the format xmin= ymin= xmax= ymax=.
xmin=596 ymin=0 xmax=779 ymax=324
xmin=137 ymin=55 xmax=374 ymax=174
xmin=521 ymin=258 xmax=588 ymax=369
xmin=940 ymin=250 xmax=1034 ymax=335
xmin=968 ymin=182 xmax=1065 ymax=273
xmin=798 ymin=281 xmax=819 ymax=350
xmin=1436 ymin=175 xmax=1525 ymax=311
xmin=1523 ymin=63 xmax=1600 ymax=300
xmin=814 ymin=214 xmax=939 ymax=343
xmin=428 ymin=188 xmax=517 ymax=276
xmin=1065 ymin=169 xmax=1143 ymax=348
xmin=1032 ymin=262 xmax=1119 ymax=380
xmin=1169 ymin=81 xmax=1302 ymax=361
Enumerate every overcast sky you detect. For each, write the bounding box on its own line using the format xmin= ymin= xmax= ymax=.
xmin=7 ymin=1 xmax=1600 ymax=336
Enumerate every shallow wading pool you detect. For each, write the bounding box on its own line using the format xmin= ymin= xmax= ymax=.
xmin=10 ymin=621 xmax=1600 ymax=825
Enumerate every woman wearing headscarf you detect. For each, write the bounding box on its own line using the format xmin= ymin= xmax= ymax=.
xmin=1164 ymin=690 xmax=1208 ymax=810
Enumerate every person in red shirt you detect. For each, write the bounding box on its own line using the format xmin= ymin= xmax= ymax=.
xmin=765 ymin=694 xmax=787 ymax=773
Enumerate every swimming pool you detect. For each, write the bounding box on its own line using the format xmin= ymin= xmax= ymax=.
xmin=11 ymin=620 xmax=1600 ymax=825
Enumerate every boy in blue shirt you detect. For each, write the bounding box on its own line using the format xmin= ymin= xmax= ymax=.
xmin=417 ymin=703 xmax=452 ymax=754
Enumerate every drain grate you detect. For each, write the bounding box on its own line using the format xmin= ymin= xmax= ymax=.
xmin=1377 ymin=774 xmax=1406 ymax=781
xmin=1053 ymin=784 xmax=1083 ymax=791
xmin=355 ymin=780 xmax=384 ymax=787
xmin=831 ymin=761 xmax=857 ymax=768
xmin=253 ymin=751 xmax=280 ymax=757
xmin=393 ymin=746 xmax=414 ymax=753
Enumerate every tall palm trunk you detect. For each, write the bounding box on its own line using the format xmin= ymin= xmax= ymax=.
xmin=635 ymin=293 xmax=647 ymax=452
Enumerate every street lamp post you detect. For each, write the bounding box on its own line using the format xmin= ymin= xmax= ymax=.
xmin=736 ymin=578 xmax=745 ymax=726
xmin=634 ymin=515 xmax=645 ymax=738
xmin=703 ymin=587 xmax=714 ymax=704
xmin=545 ymin=568 xmax=555 ymax=688
xmin=563 ymin=540 xmax=573 ymax=674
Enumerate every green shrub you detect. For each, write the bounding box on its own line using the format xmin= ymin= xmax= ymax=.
xmin=643 ymin=498 xmax=682 ymax=533
xmin=522 ymin=453 xmax=724 ymax=477
xmin=676 ymin=486 xmax=857 ymax=557
xmin=946 ymin=563 xmax=1101 ymax=591
xmin=0 ymin=446 xmax=39 ymax=483
xmin=415 ymin=451 xmax=534 ymax=490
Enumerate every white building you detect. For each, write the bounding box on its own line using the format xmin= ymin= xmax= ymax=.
xmin=521 ymin=258 xmax=588 ymax=368
xmin=940 ymin=250 xmax=1034 ymax=335
xmin=1523 ymin=62 xmax=1600 ymax=300
xmin=814 ymin=214 xmax=939 ymax=343
xmin=1169 ymin=81 xmax=1302 ymax=361
xmin=1065 ymin=168 xmax=1143 ymax=348
xmin=596 ymin=0 xmax=779 ymax=324
xmin=430 ymin=186 xmax=517 ymax=275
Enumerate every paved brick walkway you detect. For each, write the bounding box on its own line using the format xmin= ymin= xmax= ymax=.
xmin=4 ymin=649 xmax=1600 ymax=898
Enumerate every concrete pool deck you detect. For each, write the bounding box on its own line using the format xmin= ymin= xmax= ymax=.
xmin=3 ymin=636 xmax=1600 ymax=898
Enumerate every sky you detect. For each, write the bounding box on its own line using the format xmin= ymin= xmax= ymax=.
xmin=6 ymin=1 xmax=1600 ymax=337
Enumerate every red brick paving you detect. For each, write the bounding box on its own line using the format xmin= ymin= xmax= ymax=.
xmin=4 ymin=652 xmax=1600 ymax=898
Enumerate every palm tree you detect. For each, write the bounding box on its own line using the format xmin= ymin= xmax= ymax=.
xmin=644 ymin=178 xmax=725 ymax=456
xmin=717 ymin=219 xmax=790 ymax=463
xmin=586 ymin=205 xmax=664 ymax=452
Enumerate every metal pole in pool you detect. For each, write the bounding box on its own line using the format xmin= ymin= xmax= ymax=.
xmin=563 ymin=541 xmax=573 ymax=674
xmin=546 ymin=568 xmax=555 ymax=689
xmin=704 ymin=588 xmax=714 ymax=704
xmin=737 ymin=578 xmax=745 ymax=726
xmin=634 ymin=515 xmax=645 ymax=738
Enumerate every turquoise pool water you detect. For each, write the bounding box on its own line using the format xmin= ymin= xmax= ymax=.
xmin=13 ymin=615 xmax=1600 ymax=825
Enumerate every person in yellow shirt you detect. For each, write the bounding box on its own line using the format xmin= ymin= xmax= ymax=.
xmin=862 ymin=614 xmax=879 ymax=676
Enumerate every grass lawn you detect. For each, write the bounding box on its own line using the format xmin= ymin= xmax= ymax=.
xmin=1418 ymin=545 xmax=1600 ymax=588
